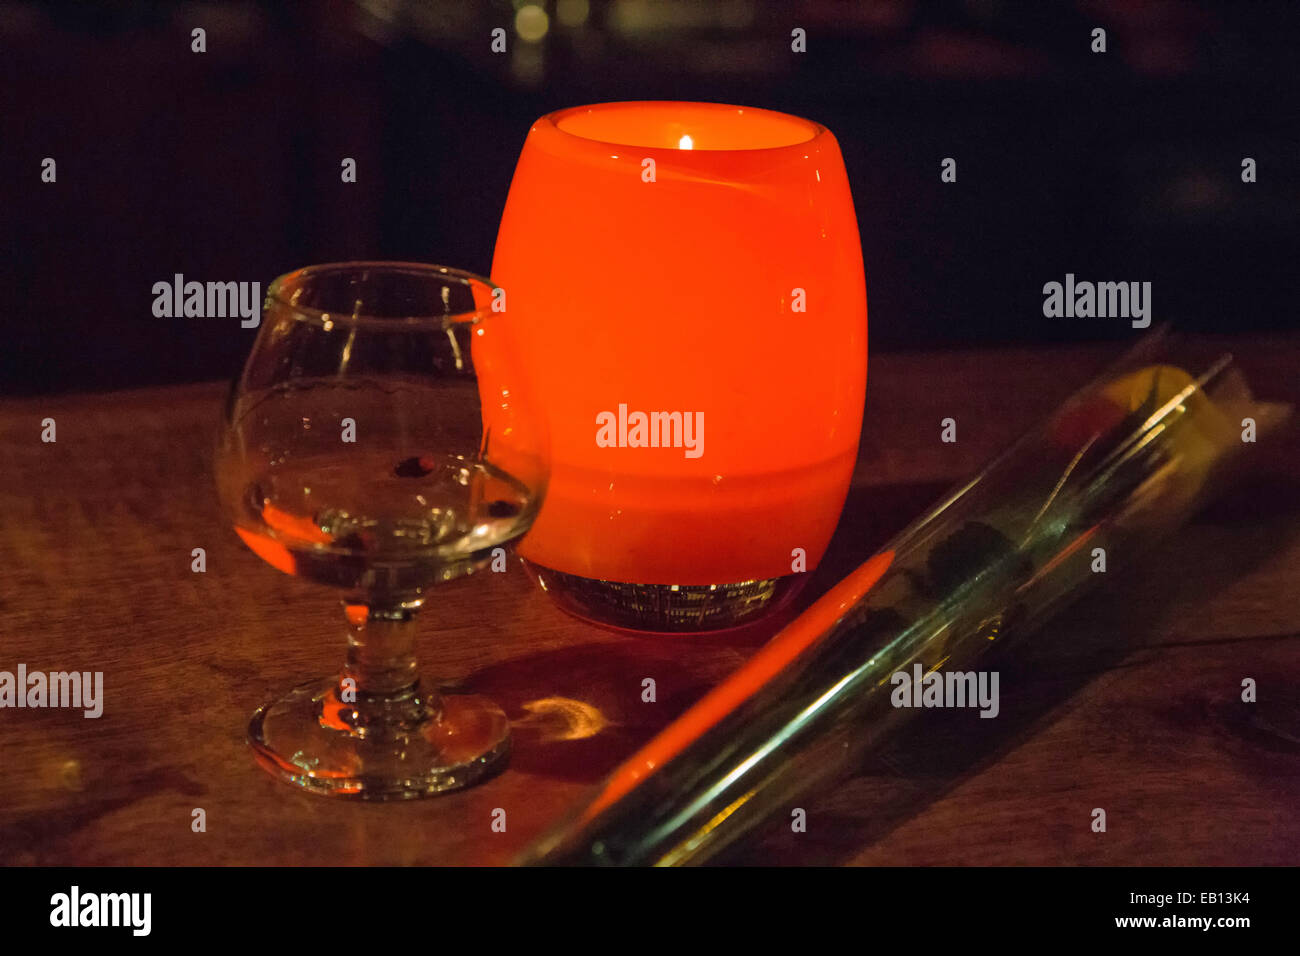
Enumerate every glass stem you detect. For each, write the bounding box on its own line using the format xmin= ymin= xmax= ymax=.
xmin=341 ymin=602 xmax=437 ymax=731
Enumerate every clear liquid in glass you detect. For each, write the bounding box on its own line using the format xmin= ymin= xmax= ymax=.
xmin=234 ymin=451 xmax=535 ymax=596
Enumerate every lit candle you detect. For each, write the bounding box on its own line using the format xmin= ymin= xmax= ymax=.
xmin=490 ymin=102 xmax=868 ymax=633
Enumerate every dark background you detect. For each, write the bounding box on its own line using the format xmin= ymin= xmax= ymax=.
xmin=3 ymin=0 xmax=1298 ymax=395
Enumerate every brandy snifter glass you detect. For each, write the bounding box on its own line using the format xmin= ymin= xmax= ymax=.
xmin=215 ymin=262 xmax=548 ymax=798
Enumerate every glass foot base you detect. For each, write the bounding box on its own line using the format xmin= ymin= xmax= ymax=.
xmin=248 ymin=677 xmax=510 ymax=799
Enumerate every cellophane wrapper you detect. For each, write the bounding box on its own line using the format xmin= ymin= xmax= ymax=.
xmin=520 ymin=332 xmax=1290 ymax=865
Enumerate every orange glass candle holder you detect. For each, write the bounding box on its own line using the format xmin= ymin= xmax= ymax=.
xmin=491 ymin=101 xmax=867 ymax=633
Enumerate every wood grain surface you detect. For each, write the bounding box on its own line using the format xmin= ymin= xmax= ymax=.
xmin=2 ymin=335 xmax=1297 ymax=866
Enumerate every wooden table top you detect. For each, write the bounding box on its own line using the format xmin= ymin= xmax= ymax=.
xmin=3 ymin=334 xmax=1297 ymax=866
